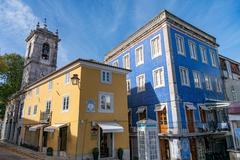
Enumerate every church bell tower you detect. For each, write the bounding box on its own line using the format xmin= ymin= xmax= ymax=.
xmin=21 ymin=20 xmax=61 ymax=88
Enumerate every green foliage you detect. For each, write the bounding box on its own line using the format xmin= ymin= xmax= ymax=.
xmin=0 ymin=53 xmax=24 ymax=118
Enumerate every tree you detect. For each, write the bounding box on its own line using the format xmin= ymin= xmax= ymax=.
xmin=0 ymin=53 xmax=24 ymax=118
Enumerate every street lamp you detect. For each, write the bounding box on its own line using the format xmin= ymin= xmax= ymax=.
xmin=71 ymin=74 xmax=80 ymax=85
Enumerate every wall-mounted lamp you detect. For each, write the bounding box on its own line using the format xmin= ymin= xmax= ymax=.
xmin=71 ymin=74 xmax=80 ymax=85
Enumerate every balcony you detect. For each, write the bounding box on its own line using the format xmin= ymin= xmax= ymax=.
xmin=40 ymin=111 xmax=52 ymax=124
xmin=197 ymin=123 xmax=209 ymax=132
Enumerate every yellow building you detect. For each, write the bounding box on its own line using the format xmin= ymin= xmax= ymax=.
xmin=20 ymin=58 xmax=130 ymax=159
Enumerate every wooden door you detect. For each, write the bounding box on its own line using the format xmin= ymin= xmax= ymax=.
xmin=160 ymin=139 xmax=170 ymax=160
xmin=186 ymin=109 xmax=195 ymax=133
xmin=139 ymin=110 xmax=146 ymax=120
xmin=200 ymin=109 xmax=206 ymax=123
xmin=157 ymin=108 xmax=168 ymax=133
xmin=190 ymin=139 xmax=197 ymax=160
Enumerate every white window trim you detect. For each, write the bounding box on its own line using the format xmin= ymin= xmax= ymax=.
xmin=33 ymin=105 xmax=37 ymax=115
xmin=200 ymin=46 xmax=208 ymax=64
xmin=192 ymin=70 xmax=202 ymax=89
xmin=48 ymin=81 xmax=53 ymax=91
xmin=46 ymin=99 xmax=51 ymax=112
xmin=175 ymin=34 xmax=185 ymax=56
xmin=98 ymin=92 xmax=114 ymax=113
xmin=35 ymin=87 xmax=39 ymax=96
xmin=101 ymin=70 xmax=112 ymax=84
xmin=135 ymin=45 xmax=144 ymax=67
xmin=64 ymin=72 xmax=70 ymax=85
xmin=28 ymin=106 xmax=31 ymax=116
xmin=126 ymin=79 xmax=131 ymax=95
xmin=136 ymin=74 xmax=146 ymax=93
xmin=150 ymin=34 xmax=162 ymax=59
xmin=152 ymin=67 xmax=165 ymax=89
xmin=137 ymin=106 xmax=147 ymax=120
xmin=122 ymin=53 xmax=130 ymax=69
xmin=62 ymin=94 xmax=70 ymax=112
xmin=112 ymin=60 xmax=119 ymax=67
xmin=179 ymin=66 xmax=190 ymax=87
xmin=204 ymin=75 xmax=213 ymax=91
xmin=188 ymin=40 xmax=197 ymax=60
xmin=210 ymin=50 xmax=217 ymax=67
xmin=215 ymin=78 xmax=222 ymax=93
xmin=155 ymin=103 xmax=169 ymax=133
xmin=197 ymin=104 xmax=208 ymax=123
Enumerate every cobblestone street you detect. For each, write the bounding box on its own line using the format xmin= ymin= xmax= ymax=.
xmin=0 ymin=142 xmax=44 ymax=160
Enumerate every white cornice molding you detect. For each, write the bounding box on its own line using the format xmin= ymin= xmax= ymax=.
xmin=105 ymin=10 xmax=218 ymax=62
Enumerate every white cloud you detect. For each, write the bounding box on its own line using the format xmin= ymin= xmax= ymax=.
xmin=0 ymin=0 xmax=39 ymax=37
xmin=58 ymin=44 xmax=70 ymax=67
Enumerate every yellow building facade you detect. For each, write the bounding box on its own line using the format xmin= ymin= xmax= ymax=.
xmin=20 ymin=59 xmax=130 ymax=159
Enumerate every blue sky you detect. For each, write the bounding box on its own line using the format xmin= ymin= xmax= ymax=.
xmin=0 ymin=0 xmax=239 ymax=67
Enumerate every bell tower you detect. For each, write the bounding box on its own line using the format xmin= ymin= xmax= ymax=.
xmin=21 ymin=20 xmax=61 ymax=88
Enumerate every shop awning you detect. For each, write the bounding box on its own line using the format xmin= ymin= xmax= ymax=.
xmin=29 ymin=124 xmax=46 ymax=132
xmin=136 ymin=107 xmax=146 ymax=114
xmin=44 ymin=123 xmax=68 ymax=133
xmin=154 ymin=104 xmax=166 ymax=111
xmin=199 ymin=105 xmax=209 ymax=111
xmin=97 ymin=122 xmax=124 ymax=133
xmin=186 ymin=104 xmax=196 ymax=110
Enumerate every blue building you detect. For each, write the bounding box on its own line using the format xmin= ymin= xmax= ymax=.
xmin=105 ymin=10 xmax=229 ymax=160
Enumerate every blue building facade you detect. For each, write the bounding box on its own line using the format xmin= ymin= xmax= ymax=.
xmin=105 ymin=10 xmax=228 ymax=160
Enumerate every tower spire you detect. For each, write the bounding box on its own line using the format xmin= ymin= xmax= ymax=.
xmin=44 ymin=18 xmax=47 ymax=29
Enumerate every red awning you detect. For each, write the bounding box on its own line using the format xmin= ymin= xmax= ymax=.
xmin=228 ymin=102 xmax=240 ymax=114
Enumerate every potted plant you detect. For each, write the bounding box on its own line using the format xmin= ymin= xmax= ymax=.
xmin=46 ymin=147 xmax=53 ymax=156
xmin=117 ymin=148 xmax=124 ymax=160
xmin=92 ymin=147 xmax=99 ymax=160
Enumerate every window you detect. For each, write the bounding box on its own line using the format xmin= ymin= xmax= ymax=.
xmin=123 ymin=53 xmax=130 ymax=69
xmin=62 ymin=96 xmax=69 ymax=111
xmin=216 ymin=78 xmax=222 ymax=92
xmin=137 ymin=107 xmax=147 ymax=120
xmin=27 ymin=43 xmax=32 ymax=58
xmin=101 ymin=70 xmax=112 ymax=84
xmin=112 ymin=60 xmax=119 ymax=67
xmin=64 ymin=72 xmax=70 ymax=84
xmin=136 ymin=74 xmax=145 ymax=92
xmin=193 ymin=71 xmax=202 ymax=88
xmin=99 ymin=92 xmax=114 ymax=112
xmin=210 ymin=50 xmax=217 ymax=67
xmin=42 ymin=43 xmax=50 ymax=60
xmin=152 ymin=67 xmax=165 ymax=88
xmin=200 ymin=46 xmax=208 ymax=64
xmin=138 ymin=131 xmax=146 ymax=159
xmin=48 ymin=81 xmax=53 ymax=90
xmin=35 ymin=87 xmax=39 ymax=95
xmin=189 ymin=41 xmax=197 ymax=60
xmin=126 ymin=80 xmax=131 ymax=95
xmin=149 ymin=131 xmax=158 ymax=160
xmin=180 ymin=67 xmax=190 ymax=86
xmin=151 ymin=35 xmax=161 ymax=58
xmin=33 ymin=105 xmax=37 ymax=115
xmin=176 ymin=34 xmax=185 ymax=56
xmin=28 ymin=106 xmax=31 ymax=116
xmin=204 ymin=75 xmax=212 ymax=90
xmin=135 ymin=45 xmax=144 ymax=66
xmin=46 ymin=100 xmax=51 ymax=112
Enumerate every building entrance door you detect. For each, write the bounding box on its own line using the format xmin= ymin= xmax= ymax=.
xmin=100 ymin=129 xmax=113 ymax=158
xmin=59 ymin=127 xmax=67 ymax=151
xmin=190 ymin=138 xmax=197 ymax=160
xmin=160 ymin=139 xmax=170 ymax=160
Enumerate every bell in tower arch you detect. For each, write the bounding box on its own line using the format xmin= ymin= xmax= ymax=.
xmin=42 ymin=42 xmax=50 ymax=60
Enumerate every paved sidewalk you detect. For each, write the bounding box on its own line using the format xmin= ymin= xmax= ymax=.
xmin=0 ymin=141 xmax=69 ymax=160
